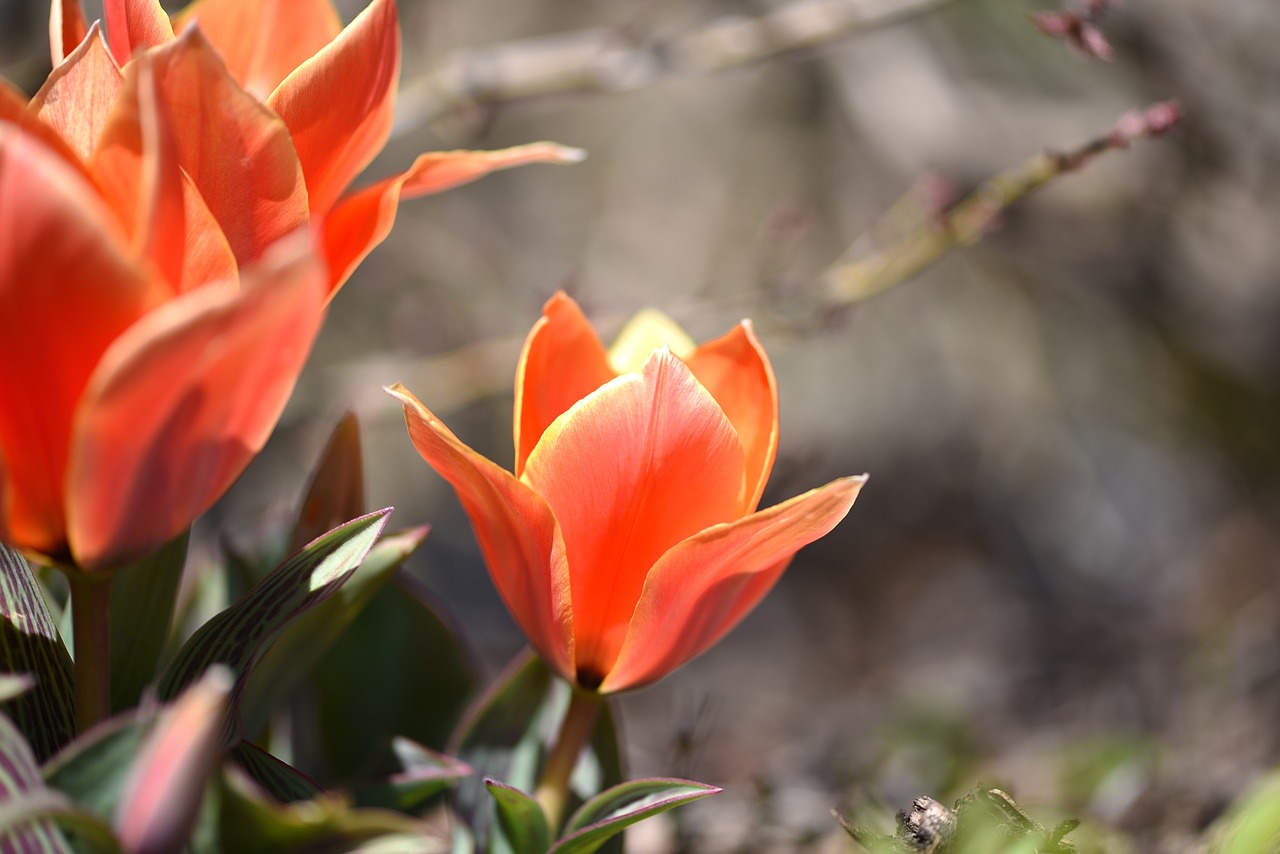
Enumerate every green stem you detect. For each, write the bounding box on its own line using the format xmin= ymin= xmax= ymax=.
xmin=67 ymin=571 xmax=112 ymax=733
xmin=535 ymin=688 xmax=602 ymax=833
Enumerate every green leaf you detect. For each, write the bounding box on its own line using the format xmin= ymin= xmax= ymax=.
xmin=1209 ymin=769 xmax=1280 ymax=854
xmin=304 ymin=574 xmax=477 ymax=784
xmin=211 ymin=768 xmax=432 ymax=854
xmin=287 ymin=412 xmax=366 ymax=554
xmin=158 ymin=509 xmax=392 ymax=742
xmin=43 ymin=714 xmax=146 ymax=821
xmin=0 ymin=788 xmax=119 ymax=853
xmin=0 ymin=707 xmax=73 ymax=851
xmin=486 ymin=779 xmax=550 ymax=854
xmin=230 ymin=742 xmax=323 ymax=804
xmin=242 ymin=526 xmax=429 ymax=739
xmin=352 ymin=738 xmax=471 ymax=813
xmin=0 ymin=672 xmax=34 ymax=703
xmin=449 ymin=653 xmax=623 ymax=853
xmin=551 ymin=779 xmax=720 ymax=854
xmin=108 ymin=533 xmax=188 ymax=712
xmin=0 ymin=543 xmax=75 ymax=760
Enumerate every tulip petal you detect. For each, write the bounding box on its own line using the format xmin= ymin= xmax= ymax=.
xmin=173 ymin=0 xmax=343 ymax=101
xmin=600 ymin=475 xmax=865 ymax=693
xmin=267 ymin=0 xmax=398 ymax=221
xmin=607 ymin=309 xmax=696 ymax=374
xmin=103 ymin=0 xmax=175 ymax=66
xmin=0 ymin=80 xmax=90 ymax=180
xmin=386 ymin=384 xmax=575 ymax=680
xmin=513 ymin=293 xmax=615 ymax=477
xmin=65 ymin=235 xmax=325 ymax=569
xmin=30 ymin=25 xmax=123 ymax=163
xmin=320 ymin=142 xmax=585 ymax=293
xmin=91 ymin=56 xmax=238 ymax=292
xmin=49 ymin=0 xmax=89 ymax=65
xmin=522 ymin=350 xmax=746 ymax=687
xmin=686 ymin=321 xmax=778 ymax=510
xmin=143 ymin=29 xmax=310 ymax=265
xmin=0 ymin=125 xmax=167 ymax=559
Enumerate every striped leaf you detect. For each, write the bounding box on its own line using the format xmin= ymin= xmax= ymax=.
xmin=0 ymin=543 xmax=75 ymax=760
xmin=108 ymin=533 xmax=189 ymax=713
xmin=157 ymin=509 xmax=391 ymax=743
xmin=551 ymin=779 xmax=721 ymax=854
xmin=0 ymin=708 xmax=72 ymax=851
xmin=229 ymin=742 xmax=322 ymax=804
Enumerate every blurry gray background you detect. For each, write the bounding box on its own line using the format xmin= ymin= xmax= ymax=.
xmin=4 ymin=1 xmax=1279 ymax=850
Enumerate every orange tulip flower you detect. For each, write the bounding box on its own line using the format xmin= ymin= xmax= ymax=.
xmin=389 ymin=294 xmax=865 ymax=693
xmin=49 ymin=0 xmax=583 ymax=293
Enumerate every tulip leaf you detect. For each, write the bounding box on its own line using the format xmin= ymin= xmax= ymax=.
xmin=157 ymin=509 xmax=391 ymax=742
xmin=486 ymin=779 xmax=550 ymax=854
xmin=42 ymin=712 xmax=147 ymax=820
xmin=0 ymin=542 xmax=75 ymax=760
xmin=287 ymin=411 xmax=366 ymax=554
xmin=230 ymin=741 xmax=323 ymax=804
xmin=0 ymin=706 xmax=73 ymax=851
xmin=550 ymin=779 xmax=721 ymax=854
xmin=0 ymin=788 xmax=118 ymax=853
xmin=0 ymin=672 xmax=34 ymax=703
xmin=210 ymin=767 xmax=430 ymax=854
xmin=351 ymin=737 xmax=471 ymax=813
xmin=450 ymin=653 xmax=623 ymax=852
xmin=108 ymin=532 xmax=188 ymax=712
xmin=242 ymin=526 xmax=429 ymax=740
xmin=304 ymin=574 xmax=478 ymax=784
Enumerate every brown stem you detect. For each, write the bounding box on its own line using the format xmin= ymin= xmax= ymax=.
xmin=535 ymin=688 xmax=603 ymax=833
xmin=68 ymin=570 xmax=112 ymax=733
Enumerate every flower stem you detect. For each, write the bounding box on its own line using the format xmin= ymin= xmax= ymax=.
xmin=535 ymin=687 xmax=602 ymax=833
xmin=68 ymin=571 xmax=112 ymax=733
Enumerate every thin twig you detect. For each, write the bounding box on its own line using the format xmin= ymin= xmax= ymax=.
xmin=822 ymin=100 xmax=1183 ymax=306
xmin=394 ymin=0 xmax=947 ymax=133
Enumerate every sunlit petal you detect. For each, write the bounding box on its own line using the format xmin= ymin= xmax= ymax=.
xmin=522 ymin=350 xmax=746 ymax=686
xmin=320 ymin=142 xmax=584 ymax=293
xmin=103 ymin=0 xmax=174 ymax=66
xmin=513 ymin=293 xmax=614 ymax=477
xmin=173 ymin=0 xmax=342 ymax=101
xmin=66 ymin=235 xmax=325 ymax=569
xmin=686 ymin=321 xmax=778 ymax=510
xmin=267 ymin=0 xmax=399 ymax=221
xmin=387 ymin=384 xmax=575 ymax=679
xmin=601 ymin=476 xmax=865 ymax=693
xmin=0 ymin=125 xmax=167 ymax=558
xmin=607 ymin=309 xmax=696 ymax=374
xmin=30 ymin=25 xmax=123 ymax=163
xmin=49 ymin=0 xmax=89 ymax=66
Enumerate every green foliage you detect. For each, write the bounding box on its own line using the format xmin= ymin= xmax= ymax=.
xmin=1207 ymin=770 xmax=1280 ymax=854
xmin=107 ymin=534 xmax=188 ymax=713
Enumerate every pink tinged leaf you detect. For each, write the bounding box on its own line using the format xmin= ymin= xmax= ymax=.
xmin=320 ymin=142 xmax=586 ymax=294
xmin=144 ymin=28 xmax=310 ymax=266
xmin=65 ymin=234 xmax=326 ymax=569
xmin=90 ymin=54 xmax=239 ymax=293
xmin=267 ymin=0 xmax=400 ymax=221
xmin=600 ymin=475 xmax=866 ymax=693
xmin=386 ymin=384 xmax=575 ymax=680
xmin=49 ymin=0 xmax=89 ymax=66
xmin=30 ymin=25 xmax=124 ymax=163
xmin=521 ymin=350 xmax=747 ymax=687
xmin=686 ymin=321 xmax=779 ymax=510
xmin=103 ymin=0 xmax=174 ymax=67
xmin=172 ymin=0 xmax=343 ymax=101
xmin=116 ymin=666 xmax=233 ymax=854
xmin=513 ymin=292 xmax=616 ymax=477
xmin=0 ymin=124 xmax=167 ymax=560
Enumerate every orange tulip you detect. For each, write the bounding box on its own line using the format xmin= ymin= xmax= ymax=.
xmin=389 ymin=294 xmax=865 ymax=693
xmin=48 ymin=0 xmax=584 ymax=294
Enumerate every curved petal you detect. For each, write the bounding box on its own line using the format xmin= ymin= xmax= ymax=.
xmin=91 ymin=57 xmax=238 ymax=292
xmin=522 ymin=350 xmax=746 ymax=687
xmin=65 ymin=235 xmax=325 ymax=569
xmin=607 ymin=309 xmax=696 ymax=374
xmin=0 ymin=80 xmax=91 ymax=181
xmin=686 ymin=321 xmax=778 ymax=510
xmin=386 ymin=383 xmax=574 ymax=680
xmin=173 ymin=0 xmax=342 ymax=101
xmin=266 ymin=0 xmax=398 ymax=221
xmin=513 ymin=293 xmax=614 ymax=477
xmin=600 ymin=475 xmax=865 ymax=693
xmin=0 ymin=124 xmax=167 ymax=559
xmin=30 ymin=25 xmax=123 ymax=163
xmin=103 ymin=0 xmax=174 ymax=66
xmin=320 ymin=142 xmax=585 ymax=293
xmin=49 ymin=0 xmax=89 ymax=66
xmin=143 ymin=29 xmax=309 ymax=265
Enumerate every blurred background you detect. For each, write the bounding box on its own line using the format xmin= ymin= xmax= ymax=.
xmin=4 ymin=0 xmax=1279 ymax=850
